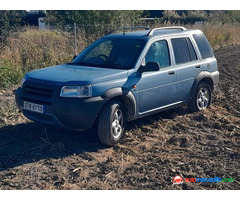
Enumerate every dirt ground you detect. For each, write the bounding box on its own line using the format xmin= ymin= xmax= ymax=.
xmin=0 ymin=45 xmax=240 ymax=190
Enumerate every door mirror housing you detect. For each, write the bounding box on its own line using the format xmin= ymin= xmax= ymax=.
xmin=138 ymin=62 xmax=160 ymax=73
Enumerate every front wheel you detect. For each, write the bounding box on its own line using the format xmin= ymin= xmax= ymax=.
xmin=98 ymin=101 xmax=125 ymax=146
xmin=188 ymin=82 xmax=212 ymax=112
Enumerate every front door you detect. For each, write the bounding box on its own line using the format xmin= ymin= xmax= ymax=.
xmin=135 ymin=40 xmax=177 ymax=114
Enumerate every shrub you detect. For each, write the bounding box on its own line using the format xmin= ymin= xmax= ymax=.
xmin=0 ymin=23 xmax=239 ymax=88
xmin=0 ymin=61 xmax=23 ymax=88
xmin=198 ymin=23 xmax=240 ymax=48
xmin=0 ymin=28 xmax=76 ymax=73
xmin=152 ymin=22 xmax=240 ymax=48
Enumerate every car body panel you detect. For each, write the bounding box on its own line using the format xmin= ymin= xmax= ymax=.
xmin=27 ymin=64 xmax=128 ymax=85
xmin=135 ymin=66 xmax=177 ymax=113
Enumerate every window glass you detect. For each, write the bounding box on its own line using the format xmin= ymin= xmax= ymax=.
xmin=73 ymin=38 xmax=145 ymax=69
xmin=186 ymin=38 xmax=197 ymax=61
xmin=171 ymin=38 xmax=191 ymax=64
xmin=145 ymin=40 xmax=170 ymax=67
xmin=85 ymin=40 xmax=113 ymax=60
xmin=193 ymin=33 xmax=213 ymax=59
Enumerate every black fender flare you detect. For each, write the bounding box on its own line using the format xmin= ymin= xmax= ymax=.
xmin=102 ymin=87 xmax=137 ymax=121
xmin=188 ymin=71 xmax=214 ymax=103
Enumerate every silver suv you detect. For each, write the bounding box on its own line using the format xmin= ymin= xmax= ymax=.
xmin=16 ymin=26 xmax=219 ymax=146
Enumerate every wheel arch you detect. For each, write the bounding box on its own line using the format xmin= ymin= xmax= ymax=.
xmin=101 ymin=87 xmax=137 ymax=121
xmin=189 ymin=71 xmax=214 ymax=103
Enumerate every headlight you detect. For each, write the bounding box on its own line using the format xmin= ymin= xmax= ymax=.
xmin=21 ymin=76 xmax=27 ymax=87
xmin=60 ymin=85 xmax=92 ymax=98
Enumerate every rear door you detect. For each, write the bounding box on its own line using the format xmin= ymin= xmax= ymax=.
xmin=171 ymin=37 xmax=201 ymax=102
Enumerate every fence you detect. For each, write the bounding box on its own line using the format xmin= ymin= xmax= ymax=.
xmin=41 ymin=22 xmax=151 ymax=55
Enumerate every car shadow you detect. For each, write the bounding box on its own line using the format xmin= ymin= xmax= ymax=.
xmin=126 ymin=106 xmax=189 ymax=131
xmin=0 ymin=106 xmax=189 ymax=172
xmin=0 ymin=122 xmax=104 ymax=172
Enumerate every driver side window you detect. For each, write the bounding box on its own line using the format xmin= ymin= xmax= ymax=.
xmin=145 ymin=40 xmax=170 ymax=68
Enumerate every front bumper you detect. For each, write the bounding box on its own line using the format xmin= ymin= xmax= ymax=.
xmin=15 ymin=85 xmax=106 ymax=130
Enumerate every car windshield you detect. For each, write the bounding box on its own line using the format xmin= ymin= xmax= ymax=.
xmin=71 ymin=38 xmax=145 ymax=70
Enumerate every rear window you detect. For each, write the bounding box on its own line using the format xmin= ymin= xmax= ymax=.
xmin=193 ymin=33 xmax=213 ymax=59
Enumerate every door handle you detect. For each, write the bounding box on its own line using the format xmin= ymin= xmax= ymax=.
xmin=195 ymin=65 xmax=201 ymax=69
xmin=168 ymin=71 xmax=175 ymax=75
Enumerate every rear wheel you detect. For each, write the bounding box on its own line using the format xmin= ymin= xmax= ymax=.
xmin=98 ymin=101 xmax=125 ymax=146
xmin=188 ymin=81 xmax=212 ymax=112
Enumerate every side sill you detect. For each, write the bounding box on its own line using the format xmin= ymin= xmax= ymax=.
xmin=133 ymin=101 xmax=185 ymax=121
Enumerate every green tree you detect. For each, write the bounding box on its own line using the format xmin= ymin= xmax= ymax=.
xmin=0 ymin=10 xmax=26 ymax=42
xmin=227 ymin=10 xmax=240 ymax=23
xmin=46 ymin=10 xmax=144 ymax=30
xmin=207 ymin=11 xmax=240 ymax=24
xmin=161 ymin=10 xmax=181 ymax=23
xmin=182 ymin=10 xmax=207 ymax=24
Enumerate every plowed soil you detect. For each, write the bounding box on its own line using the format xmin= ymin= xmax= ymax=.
xmin=0 ymin=45 xmax=240 ymax=190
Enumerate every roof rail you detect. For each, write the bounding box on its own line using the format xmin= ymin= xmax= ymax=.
xmin=147 ymin=26 xmax=187 ymax=36
xmin=108 ymin=26 xmax=150 ymax=35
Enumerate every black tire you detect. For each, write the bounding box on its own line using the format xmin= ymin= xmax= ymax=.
xmin=188 ymin=81 xmax=212 ymax=112
xmin=98 ymin=101 xmax=125 ymax=146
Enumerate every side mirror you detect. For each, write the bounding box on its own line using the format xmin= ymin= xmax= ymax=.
xmin=138 ymin=62 xmax=160 ymax=73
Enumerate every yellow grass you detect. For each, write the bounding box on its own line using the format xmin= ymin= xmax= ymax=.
xmin=0 ymin=24 xmax=239 ymax=87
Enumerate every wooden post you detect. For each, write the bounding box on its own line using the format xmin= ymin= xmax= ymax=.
xmin=74 ymin=23 xmax=77 ymax=56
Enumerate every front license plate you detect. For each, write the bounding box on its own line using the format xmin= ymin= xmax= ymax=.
xmin=23 ymin=101 xmax=44 ymax=113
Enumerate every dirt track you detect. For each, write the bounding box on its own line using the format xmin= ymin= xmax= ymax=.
xmin=0 ymin=45 xmax=240 ymax=189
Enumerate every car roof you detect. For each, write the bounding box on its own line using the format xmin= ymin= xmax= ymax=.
xmin=103 ymin=27 xmax=202 ymax=40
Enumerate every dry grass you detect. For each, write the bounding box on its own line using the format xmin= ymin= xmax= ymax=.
xmin=0 ymin=24 xmax=239 ymax=88
xmin=153 ymin=22 xmax=240 ymax=48
xmin=0 ymin=27 xmax=90 ymax=87
xmin=198 ymin=23 xmax=240 ymax=48
xmin=0 ymin=28 xmax=75 ymax=73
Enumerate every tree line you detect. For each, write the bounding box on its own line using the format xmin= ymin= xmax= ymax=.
xmin=0 ymin=10 xmax=239 ymax=40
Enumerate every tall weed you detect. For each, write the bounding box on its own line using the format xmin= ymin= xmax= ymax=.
xmin=0 ymin=24 xmax=239 ymax=88
xmin=0 ymin=28 xmax=76 ymax=73
xmin=199 ymin=23 xmax=240 ymax=48
xmin=0 ymin=61 xmax=23 ymax=88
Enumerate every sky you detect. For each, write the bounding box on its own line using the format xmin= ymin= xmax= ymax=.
xmin=2 ymin=0 xmax=239 ymax=10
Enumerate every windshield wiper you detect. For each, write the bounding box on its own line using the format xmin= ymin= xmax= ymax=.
xmin=67 ymin=62 xmax=97 ymax=67
xmin=66 ymin=62 xmax=78 ymax=65
xmin=98 ymin=63 xmax=128 ymax=70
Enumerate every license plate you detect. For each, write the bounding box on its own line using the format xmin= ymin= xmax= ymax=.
xmin=23 ymin=101 xmax=44 ymax=113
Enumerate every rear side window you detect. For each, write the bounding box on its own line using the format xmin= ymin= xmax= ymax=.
xmin=171 ymin=38 xmax=191 ymax=64
xmin=186 ymin=38 xmax=197 ymax=61
xmin=193 ymin=33 xmax=213 ymax=59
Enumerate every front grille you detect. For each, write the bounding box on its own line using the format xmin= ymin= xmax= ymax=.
xmin=25 ymin=86 xmax=53 ymax=98
xmin=23 ymin=82 xmax=56 ymax=105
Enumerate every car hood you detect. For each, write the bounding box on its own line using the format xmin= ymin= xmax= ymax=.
xmin=26 ymin=64 xmax=129 ymax=85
